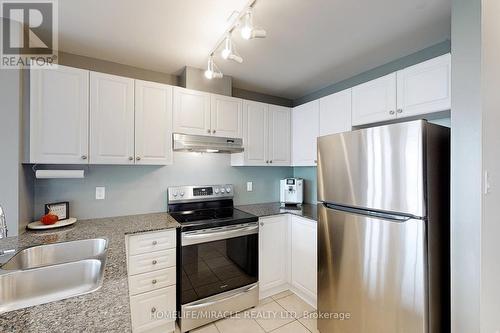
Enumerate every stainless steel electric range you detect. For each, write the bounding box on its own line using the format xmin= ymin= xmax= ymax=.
xmin=168 ymin=184 xmax=259 ymax=333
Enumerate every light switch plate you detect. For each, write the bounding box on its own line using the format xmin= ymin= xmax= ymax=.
xmin=246 ymin=182 xmax=253 ymax=192
xmin=95 ymin=187 xmax=105 ymax=200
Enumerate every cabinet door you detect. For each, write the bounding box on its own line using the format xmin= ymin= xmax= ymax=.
xmin=259 ymin=215 xmax=289 ymax=292
xmin=30 ymin=65 xmax=89 ymax=164
xmin=319 ymin=89 xmax=352 ymax=136
xmin=173 ymin=87 xmax=210 ymax=136
xmin=242 ymin=101 xmax=268 ymax=166
xmin=90 ymin=72 xmax=135 ymax=164
xmin=210 ymin=94 xmax=242 ymax=138
xmin=292 ymin=100 xmax=319 ymax=166
xmin=290 ymin=216 xmax=317 ymax=305
xmin=396 ymin=53 xmax=451 ymax=118
xmin=268 ymin=105 xmax=291 ymax=166
xmin=135 ymin=80 xmax=173 ymax=165
xmin=352 ymin=73 xmax=397 ymax=126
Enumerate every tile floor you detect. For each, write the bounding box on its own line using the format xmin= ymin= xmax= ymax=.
xmin=178 ymin=290 xmax=319 ymax=333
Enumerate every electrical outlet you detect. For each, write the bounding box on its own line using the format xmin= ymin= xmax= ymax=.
xmin=247 ymin=182 xmax=253 ymax=192
xmin=95 ymin=187 xmax=105 ymax=200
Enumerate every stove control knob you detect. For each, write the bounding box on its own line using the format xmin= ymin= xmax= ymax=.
xmin=226 ymin=187 xmax=231 ymax=193
xmin=214 ymin=188 xmax=220 ymax=194
xmin=221 ymin=188 xmax=226 ymax=194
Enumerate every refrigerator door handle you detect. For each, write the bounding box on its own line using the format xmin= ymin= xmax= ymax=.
xmin=322 ymin=202 xmax=421 ymax=222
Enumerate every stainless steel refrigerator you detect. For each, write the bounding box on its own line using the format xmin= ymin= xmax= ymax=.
xmin=317 ymin=120 xmax=450 ymax=333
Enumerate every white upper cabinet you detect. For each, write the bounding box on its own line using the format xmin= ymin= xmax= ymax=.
xmin=396 ymin=53 xmax=451 ymax=118
xmin=352 ymin=73 xmax=397 ymax=126
xmin=135 ymin=80 xmax=173 ymax=165
xmin=292 ymin=100 xmax=320 ymax=166
xmin=90 ymin=72 xmax=135 ymax=164
xmin=30 ymin=65 xmax=89 ymax=164
xmin=173 ymin=87 xmax=210 ymax=136
xmin=210 ymin=94 xmax=242 ymax=138
xmin=319 ymin=89 xmax=352 ymax=136
xmin=241 ymin=100 xmax=269 ymax=165
xmin=232 ymin=102 xmax=291 ymax=167
xmin=268 ymin=105 xmax=291 ymax=166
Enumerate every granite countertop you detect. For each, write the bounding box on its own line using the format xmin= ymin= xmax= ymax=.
xmin=0 ymin=213 xmax=180 ymax=333
xmin=236 ymin=202 xmax=317 ymax=222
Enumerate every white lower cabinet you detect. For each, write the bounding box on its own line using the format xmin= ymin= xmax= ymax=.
xmin=126 ymin=229 xmax=176 ymax=333
xmin=258 ymin=214 xmax=317 ymax=307
xmin=259 ymin=215 xmax=289 ymax=294
xmin=290 ymin=215 xmax=317 ymax=306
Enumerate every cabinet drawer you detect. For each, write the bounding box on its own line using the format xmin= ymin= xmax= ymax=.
xmin=129 ymin=267 xmax=176 ymax=296
xmin=129 ymin=249 xmax=176 ymax=275
xmin=130 ymin=286 xmax=176 ymax=332
xmin=128 ymin=230 xmax=176 ymax=255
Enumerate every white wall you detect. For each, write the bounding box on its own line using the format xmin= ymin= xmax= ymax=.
xmin=480 ymin=0 xmax=500 ymax=331
xmin=452 ymin=0 xmax=500 ymax=332
xmin=0 ymin=69 xmax=21 ymax=236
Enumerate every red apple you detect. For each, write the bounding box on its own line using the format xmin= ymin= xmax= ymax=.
xmin=41 ymin=213 xmax=59 ymax=225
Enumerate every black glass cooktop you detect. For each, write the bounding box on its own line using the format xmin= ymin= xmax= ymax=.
xmin=169 ymin=207 xmax=258 ymax=231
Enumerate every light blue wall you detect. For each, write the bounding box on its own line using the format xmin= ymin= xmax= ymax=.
xmin=34 ymin=153 xmax=292 ymax=220
xmin=293 ymin=167 xmax=317 ymax=204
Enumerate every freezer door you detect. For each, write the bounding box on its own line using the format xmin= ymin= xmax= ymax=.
xmin=317 ymin=204 xmax=427 ymax=333
xmin=317 ymin=120 xmax=425 ymax=217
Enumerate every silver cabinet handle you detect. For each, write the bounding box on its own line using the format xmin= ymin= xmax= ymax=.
xmin=314 ymin=160 xmax=317 ymax=163
xmin=265 ymin=160 xmax=269 ymax=164
xmin=152 ymin=260 xmax=157 ymax=265
xmin=207 ymin=129 xmax=211 ymax=134
xmin=151 ymin=307 xmax=157 ymax=313
xmin=152 ymin=279 xmax=157 ymax=285
xmin=81 ymin=155 xmax=87 ymax=160
xmin=397 ymin=108 xmax=403 ymax=114
xmin=152 ymin=240 xmax=158 ymax=245
xmin=136 ymin=156 xmax=141 ymax=161
xmin=128 ymin=156 xmax=134 ymax=161
xmin=389 ymin=110 xmax=395 ymax=115
xmin=260 ymin=222 xmax=264 ymax=226
xmin=269 ymin=160 xmax=273 ymax=164
xmin=212 ymin=130 xmax=216 ymax=134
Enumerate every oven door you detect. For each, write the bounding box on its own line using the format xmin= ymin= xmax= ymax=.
xmin=180 ymin=222 xmax=259 ymax=305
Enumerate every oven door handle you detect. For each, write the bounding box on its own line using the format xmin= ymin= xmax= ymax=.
xmin=182 ymin=283 xmax=258 ymax=310
xmin=182 ymin=223 xmax=258 ymax=246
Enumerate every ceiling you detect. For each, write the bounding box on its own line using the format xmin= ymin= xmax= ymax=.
xmin=57 ymin=0 xmax=451 ymax=100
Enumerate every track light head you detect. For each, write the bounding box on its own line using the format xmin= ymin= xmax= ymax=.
xmin=240 ymin=8 xmax=266 ymax=40
xmin=221 ymin=35 xmax=244 ymax=63
xmin=204 ymin=56 xmax=223 ymax=79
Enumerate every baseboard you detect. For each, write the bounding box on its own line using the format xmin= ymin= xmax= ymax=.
xmin=289 ymin=285 xmax=317 ymax=309
xmin=259 ymin=283 xmax=291 ymax=300
xmin=261 ymin=283 xmax=317 ymax=310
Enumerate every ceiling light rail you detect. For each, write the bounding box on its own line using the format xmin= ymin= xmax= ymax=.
xmin=204 ymin=0 xmax=266 ymax=79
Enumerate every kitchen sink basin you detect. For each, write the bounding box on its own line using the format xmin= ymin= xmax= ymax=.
xmin=1 ymin=238 xmax=108 ymax=270
xmin=0 ymin=259 xmax=105 ymax=314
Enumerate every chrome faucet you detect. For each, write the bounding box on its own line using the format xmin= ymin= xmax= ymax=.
xmin=0 ymin=205 xmax=7 ymax=239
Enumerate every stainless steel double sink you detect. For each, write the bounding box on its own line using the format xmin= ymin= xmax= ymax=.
xmin=0 ymin=238 xmax=108 ymax=314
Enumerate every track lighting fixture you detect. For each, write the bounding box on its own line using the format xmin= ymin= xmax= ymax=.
xmin=204 ymin=0 xmax=266 ymax=79
xmin=221 ymin=35 xmax=243 ymax=63
xmin=240 ymin=8 xmax=266 ymax=40
xmin=204 ymin=56 xmax=223 ymax=80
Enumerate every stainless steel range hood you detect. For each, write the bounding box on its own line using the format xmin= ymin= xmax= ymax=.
xmin=173 ymin=133 xmax=243 ymax=154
